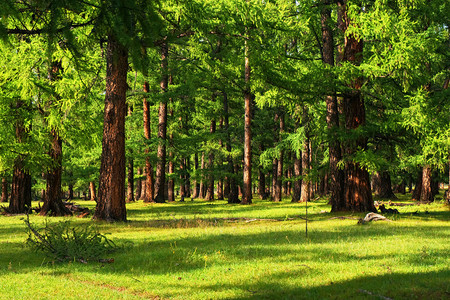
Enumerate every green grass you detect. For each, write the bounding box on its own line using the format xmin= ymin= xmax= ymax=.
xmin=0 ymin=194 xmax=449 ymax=299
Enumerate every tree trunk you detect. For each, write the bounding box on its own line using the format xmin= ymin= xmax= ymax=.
xmin=274 ymin=111 xmax=284 ymax=202
xmin=1 ymin=177 xmax=8 ymax=203
xmin=153 ymin=42 xmax=169 ymax=203
xmin=373 ymin=171 xmax=397 ymax=199
xmin=300 ymin=108 xmax=310 ymax=203
xmin=339 ymin=0 xmax=375 ymax=212
xmin=89 ymin=181 xmax=97 ymax=201
xmin=322 ymin=0 xmax=345 ymax=211
xmin=168 ymin=97 xmax=175 ymax=202
xmin=94 ymin=34 xmax=128 ymax=222
xmin=9 ymin=101 xmax=32 ymax=214
xmin=420 ymin=165 xmax=434 ymax=202
xmin=143 ymin=79 xmax=155 ymax=203
xmin=41 ymin=130 xmax=72 ymax=216
xmin=135 ymin=167 xmax=142 ymax=200
xmin=127 ymin=158 xmax=135 ymax=202
xmin=242 ymin=36 xmax=252 ymax=205
xmin=412 ymin=169 xmax=423 ymax=201
xmin=192 ymin=153 xmax=200 ymax=199
xmin=258 ymin=168 xmax=267 ymax=199
xmin=292 ymin=152 xmax=302 ymax=202
xmin=205 ymin=116 xmax=216 ymax=201
xmin=199 ymin=152 xmax=205 ymax=199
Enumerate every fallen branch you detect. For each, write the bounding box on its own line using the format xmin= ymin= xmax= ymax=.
xmin=358 ymin=213 xmax=391 ymax=224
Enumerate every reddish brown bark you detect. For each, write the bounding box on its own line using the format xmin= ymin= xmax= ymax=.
xmin=127 ymin=158 xmax=135 ymax=202
xmin=420 ymin=165 xmax=434 ymax=202
xmin=153 ymin=42 xmax=169 ymax=203
xmin=94 ymin=34 xmax=128 ymax=222
xmin=242 ymin=37 xmax=252 ymax=204
xmin=300 ymin=109 xmax=310 ymax=203
xmin=40 ymin=130 xmax=71 ymax=216
xmin=89 ymin=181 xmax=97 ymax=201
xmin=1 ymin=178 xmax=8 ymax=203
xmin=168 ymin=103 xmax=175 ymax=202
xmin=338 ymin=0 xmax=375 ymax=212
xmin=143 ymin=79 xmax=154 ymax=203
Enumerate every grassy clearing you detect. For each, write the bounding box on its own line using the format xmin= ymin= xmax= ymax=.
xmin=0 ymin=194 xmax=449 ymax=299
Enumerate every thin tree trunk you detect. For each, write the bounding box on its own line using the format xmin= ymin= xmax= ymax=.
xmin=135 ymin=167 xmax=142 ymax=200
xmin=292 ymin=152 xmax=302 ymax=202
xmin=41 ymin=130 xmax=71 ymax=216
xmin=274 ymin=111 xmax=284 ymax=202
xmin=89 ymin=181 xmax=97 ymax=201
xmin=199 ymin=152 xmax=205 ymax=199
xmin=1 ymin=177 xmax=8 ymax=203
xmin=192 ymin=153 xmax=200 ymax=199
xmin=300 ymin=109 xmax=310 ymax=203
xmin=153 ymin=42 xmax=169 ymax=203
xmin=168 ymin=96 xmax=175 ymax=202
xmin=94 ymin=34 xmax=128 ymax=222
xmin=258 ymin=168 xmax=267 ymax=199
xmin=242 ymin=35 xmax=252 ymax=204
xmin=127 ymin=158 xmax=134 ymax=202
xmin=143 ymin=78 xmax=154 ymax=203
xmin=205 ymin=117 xmax=216 ymax=201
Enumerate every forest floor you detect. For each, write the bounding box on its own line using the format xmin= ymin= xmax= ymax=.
xmin=0 ymin=192 xmax=449 ymax=299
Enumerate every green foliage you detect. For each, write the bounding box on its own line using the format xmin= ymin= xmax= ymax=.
xmin=24 ymin=216 xmax=117 ymax=263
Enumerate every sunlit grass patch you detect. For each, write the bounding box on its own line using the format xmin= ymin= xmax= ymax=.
xmin=0 ymin=195 xmax=449 ymax=299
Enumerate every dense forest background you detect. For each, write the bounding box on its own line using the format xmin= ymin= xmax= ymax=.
xmin=0 ymin=0 xmax=448 ymax=221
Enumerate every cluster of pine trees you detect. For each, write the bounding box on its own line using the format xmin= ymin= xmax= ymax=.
xmin=0 ymin=0 xmax=448 ymax=221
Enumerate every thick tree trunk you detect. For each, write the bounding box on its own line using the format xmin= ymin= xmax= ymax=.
xmin=94 ymin=34 xmax=128 ymax=222
xmin=135 ymin=167 xmax=142 ymax=200
xmin=153 ymin=42 xmax=169 ymax=203
xmin=339 ymin=0 xmax=375 ymax=212
xmin=242 ymin=37 xmax=252 ymax=204
xmin=41 ymin=130 xmax=71 ymax=216
xmin=1 ymin=177 xmax=8 ymax=203
xmin=420 ymin=165 xmax=434 ymax=202
xmin=322 ymin=0 xmax=346 ymax=210
xmin=373 ymin=171 xmax=397 ymax=199
xmin=292 ymin=152 xmax=302 ymax=202
xmin=412 ymin=169 xmax=423 ymax=201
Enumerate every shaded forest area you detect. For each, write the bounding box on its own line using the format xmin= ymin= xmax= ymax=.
xmin=0 ymin=0 xmax=449 ymax=221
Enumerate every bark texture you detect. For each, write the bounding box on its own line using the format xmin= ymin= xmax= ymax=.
xmin=420 ymin=165 xmax=434 ymax=202
xmin=340 ymin=0 xmax=375 ymax=212
xmin=143 ymin=79 xmax=154 ymax=203
xmin=94 ymin=34 xmax=128 ymax=222
xmin=373 ymin=171 xmax=397 ymax=199
xmin=40 ymin=130 xmax=71 ymax=216
xmin=153 ymin=42 xmax=169 ymax=203
xmin=1 ymin=177 xmax=8 ymax=203
xmin=242 ymin=37 xmax=252 ymax=204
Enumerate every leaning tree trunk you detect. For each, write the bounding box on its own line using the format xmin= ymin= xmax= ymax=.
xmin=40 ymin=130 xmax=72 ymax=216
xmin=153 ymin=42 xmax=169 ymax=203
xmin=373 ymin=171 xmax=397 ymax=199
xmin=94 ymin=34 xmax=128 ymax=222
xmin=339 ymin=0 xmax=375 ymax=212
xmin=420 ymin=165 xmax=434 ymax=202
xmin=1 ymin=177 xmax=8 ymax=203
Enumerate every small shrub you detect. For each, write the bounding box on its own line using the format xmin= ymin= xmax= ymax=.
xmin=24 ymin=216 xmax=117 ymax=263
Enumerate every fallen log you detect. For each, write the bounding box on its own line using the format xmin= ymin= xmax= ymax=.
xmin=358 ymin=213 xmax=391 ymax=224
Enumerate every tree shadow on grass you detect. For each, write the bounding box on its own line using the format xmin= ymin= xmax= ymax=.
xmin=206 ymin=269 xmax=450 ymax=299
